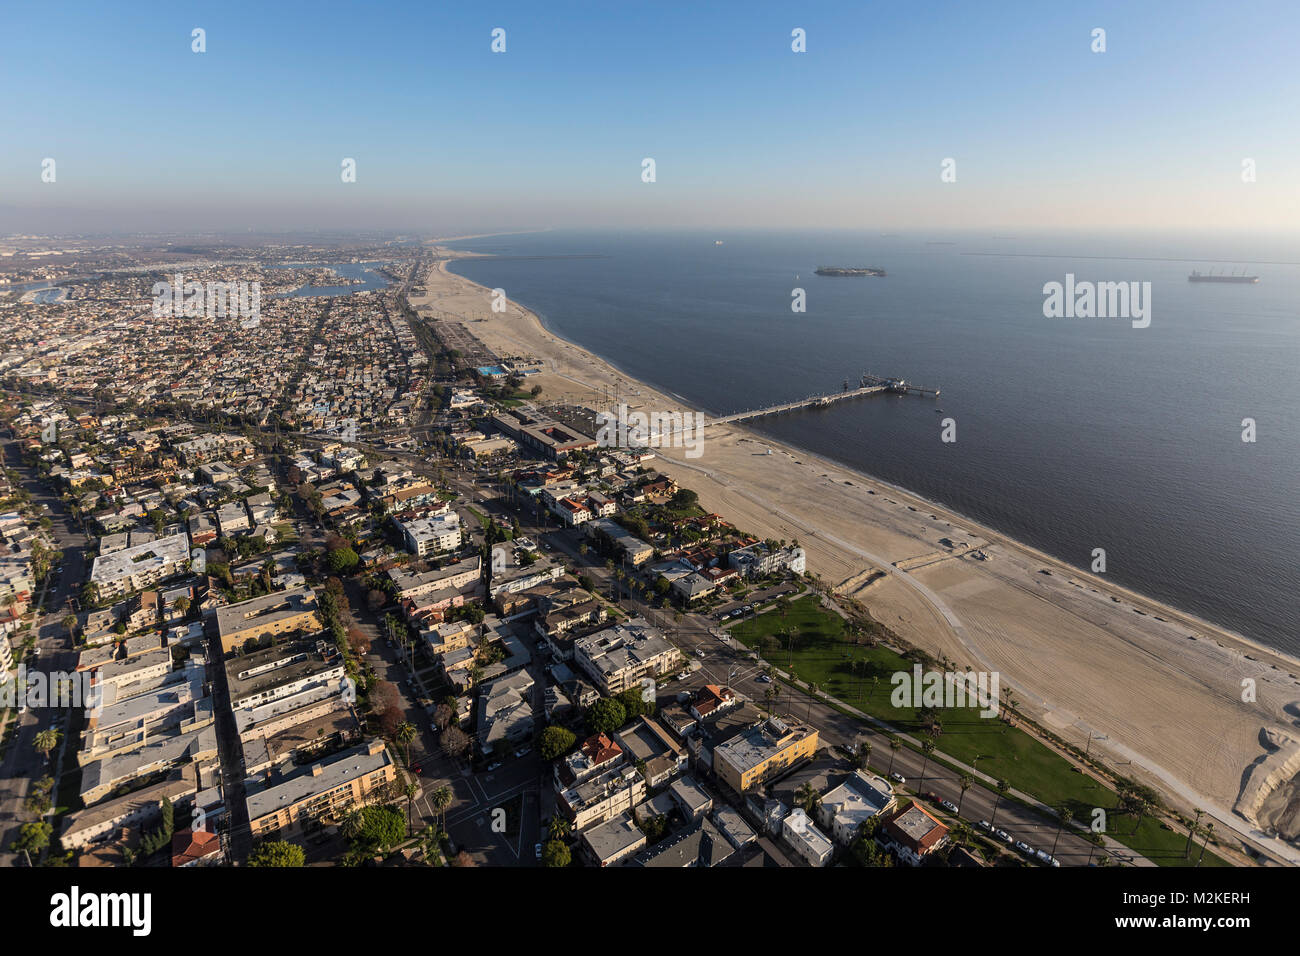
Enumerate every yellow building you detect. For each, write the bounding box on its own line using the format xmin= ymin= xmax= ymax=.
xmin=215 ymin=586 xmax=321 ymax=655
xmin=713 ymin=716 xmax=819 ymax=794
xmin=246 ymin=739 xmax=396 ymax=837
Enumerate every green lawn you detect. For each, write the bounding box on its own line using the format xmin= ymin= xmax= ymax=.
xmin=732 ymin=595 xmax=1226 ymax=867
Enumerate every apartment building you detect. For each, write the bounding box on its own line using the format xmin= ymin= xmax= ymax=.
xmin=399 ymin=512 xmax=461 ymax=557
xmin=783 ymin=808 xmax=834 ymax=867
xmin=817 ymin=770 xmax=898 ymax=845
xmin=245 ymin=738 xmax=396 ymax=838
xmin=584 ymin=518 xmax=654 ymax=567
xmin=214 ymin=586 xmax=321 ymax=655
xmin=557 ymin=761 xmax=646 ymax=832
xmin=727 ymin=543 xmax=806 ymax=580
xmin=573 ymin=617 xmax=682 ymax=696
xmin=712 ymin=715 xmax=819 ymax=794
xmin=388 ymin=554 xmax=481 ymax=602
xmin=89 ymin=532 xmax=190 ymax=600
xmin=880 ymin=802 xmax=950 ymax=866
xmin=224 ymin=635 xmax=344 ymax=712
xmin=79 ymin=722 xmax=220 ymax=805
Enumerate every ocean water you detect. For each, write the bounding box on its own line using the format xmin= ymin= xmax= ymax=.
xmin=447 ymin=230 xmax=1300 ymax=653
xmin=270 ymin=261 xmax=391 ymax=297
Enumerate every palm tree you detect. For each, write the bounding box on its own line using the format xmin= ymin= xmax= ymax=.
xmin=431 ymin=785 xmax=453 ymax=830
xmin=948 ymin=820 xmax=973 ymax=849
xmin=395 ymin=722 xmax=416 ymax=768
xmin=918 ymin=737 xmax=936 ymax=792
xmin=547 ymin=816 xmax=571 ymax=843
xmin=856 ymin=741 xmax=872 ymax=771
xmin=404 ymin=781 xmax=420 ymax=836
xmin=1184 ymin=808 xmax=1204 ymax=859
xmin=1197 ymin=823 xmax=1214 ymax=866
xmin=340 ymin=807 xmax=365 ymax=842
xmin=1086 ymin=830 xmax=1104 ymax=865
xmin=33 ymin=728 xmax=61 ymax=767
xmin=795 ymin=782 xmax=819 ymax=815
xmin=1126 ymin=792 xmax=1152 ymax=836
xmin=990 ymin=779 xmax=1010 ymax=827
xmin=957 ymin=774 xmax=973 ymax=815
xmin=887 ymin=735 xmax=901 ymax=774
xmin=1051 ymin=807 xmax=1073 ymax=856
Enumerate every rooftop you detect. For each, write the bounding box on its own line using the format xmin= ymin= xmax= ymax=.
xmin=244 ymin=739 xmax=392 ymax=821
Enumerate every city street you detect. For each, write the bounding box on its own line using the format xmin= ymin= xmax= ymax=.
xmin=0 ymin=436 xmax=89 ymax=866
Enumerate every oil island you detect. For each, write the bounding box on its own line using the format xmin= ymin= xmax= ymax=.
xmin=814 ymin=266 xmax=887 ymax=276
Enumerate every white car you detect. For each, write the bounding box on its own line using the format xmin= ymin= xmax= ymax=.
xmin=977 ymin=820 xmax=992 ymax=832
xmin=889 ymin=772 xmax=905 ymax=784
xmin=1014 ymin=840 xmax=1034 ymax=855
xmin=940 ymin=800 xmax=959 ymax=814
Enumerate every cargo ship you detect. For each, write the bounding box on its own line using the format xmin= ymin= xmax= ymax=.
xmin=815 ymin=266 xmax=886 ymax=277
xmin=1188 ymin=270 xmax=1259 ymax=283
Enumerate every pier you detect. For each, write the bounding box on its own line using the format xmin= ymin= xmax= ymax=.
xmin=712 ymin=373 xmax=940 ymax=426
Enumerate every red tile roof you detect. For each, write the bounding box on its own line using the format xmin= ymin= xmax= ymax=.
xmin=171 ymin=828 xmax=221 ymax=867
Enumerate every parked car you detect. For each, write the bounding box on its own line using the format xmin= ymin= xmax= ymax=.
xmin=889 ymin=772 xmax=905 ymax=784
xmin=994 ymin=829 xmax=1012 ymax=843
xmin=485 ymin=761 xmax=502 ymax=773
xmin=941 ymin=800 xmax=959 ymax=814
xmin=514 ymin=746 xmax=532 ymax=759
xmin=1014 ymin=840 xmax=1034 ymax=855
xmin=977 ymin=819 xmax=992 ymax=832
xmin=535 ymin=843 xmax=543 ymax=860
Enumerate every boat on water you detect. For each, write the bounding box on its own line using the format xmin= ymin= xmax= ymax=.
xmin=815 ymin=266 xmax=886 ymax=277
xmin=1188 ymin=270 xmax=1259 ymax=283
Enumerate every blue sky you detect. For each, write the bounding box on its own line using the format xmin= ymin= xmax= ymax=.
xmin=3 ymin=0 xmax=1297 ymax=232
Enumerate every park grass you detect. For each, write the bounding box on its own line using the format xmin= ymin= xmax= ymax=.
xmin=732 ymin=595 xmax=1227 ymax=866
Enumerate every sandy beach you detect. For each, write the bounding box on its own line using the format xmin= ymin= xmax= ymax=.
xmin=413 ymin=243 xmax=1300 ymax=863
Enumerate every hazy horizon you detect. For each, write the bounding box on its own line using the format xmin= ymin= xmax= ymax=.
xmin=4 ymin=0 xmax=1298 ymax=235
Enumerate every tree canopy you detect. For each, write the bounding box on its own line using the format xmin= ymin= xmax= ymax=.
xmin=248 ymin=840 xmax=305 ymax=867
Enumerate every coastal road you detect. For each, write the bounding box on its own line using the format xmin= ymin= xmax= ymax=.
xmin=529 ymin=515 xmax=1146 ymax=867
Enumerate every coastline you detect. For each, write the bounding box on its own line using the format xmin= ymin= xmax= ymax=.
xmin=417 ymin=245 xmax=1300 ymax=863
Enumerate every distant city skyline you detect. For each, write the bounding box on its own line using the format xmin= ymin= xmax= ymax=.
xmin=3 ymin=0 xmax=1298 ymax=233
